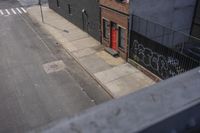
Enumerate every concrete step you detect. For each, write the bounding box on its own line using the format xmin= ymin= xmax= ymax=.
xmin=104 ymin=47 xmax=119 ymax=57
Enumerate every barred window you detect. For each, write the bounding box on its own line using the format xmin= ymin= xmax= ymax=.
xmin=103 ymin=19 xmax=109 ymax=39
xmin=118 ymin=27 xmax=126 ymax=49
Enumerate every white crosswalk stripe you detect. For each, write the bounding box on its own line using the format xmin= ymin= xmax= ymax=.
xmin=21 ymin=7 xmax=27 ymax=13
xmin=0 ymin=7 xmax=27 ymax=16
xmin=16 ymin=8 xmax=22 ymax=14
xmin=11 ymin=8 xmax=16 ymax=14
xmin=5 ymin=9 xmax=10 ymax=15
xmin=0 ymin=10 xmax=3 ymax=15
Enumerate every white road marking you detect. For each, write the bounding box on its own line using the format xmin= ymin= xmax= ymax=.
xmin=5 ymin=9 xmax=10 ymax=15
xmin=16 ymin=8 xmax=22 ymax=14
xmin=0 ymin=10 xmax=4 ymax=15
xmin=11 ymin=8 xmax=16 ymax=14
xmin=20 ymin=7 xmax=27 ymax=13
xmin=0 ymin=7 xmax=26 ymax=16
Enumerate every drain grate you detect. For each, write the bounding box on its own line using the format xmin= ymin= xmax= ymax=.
xmin=43 ymin=60 xmax=66 ymax=74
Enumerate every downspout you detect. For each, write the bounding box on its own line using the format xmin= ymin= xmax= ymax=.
xmin=82 ymin=9 xmax=88 ymax=32
xmin=190 ymin=0 xmax=199 ymax=36
xmin=128 ymin=0 xmax=133 ymax=61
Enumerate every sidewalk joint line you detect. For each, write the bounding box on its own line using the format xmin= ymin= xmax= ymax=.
xmin=21 ymin=12 xmax=111 ymax=101
xmin=69 ymin=36 xmax=90 ymax=42
xmin=26 ymin=7 xmax=114 ymax=98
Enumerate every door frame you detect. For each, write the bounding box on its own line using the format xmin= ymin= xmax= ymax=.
xmin=110 ymin=22 xmax=118 ymax=50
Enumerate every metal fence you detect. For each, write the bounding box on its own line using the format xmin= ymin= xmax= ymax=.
xmin=129 ymin=15 xmax=200 ymax=79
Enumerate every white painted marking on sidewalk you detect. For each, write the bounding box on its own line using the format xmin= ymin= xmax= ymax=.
xmin=16 ymin=8 xmax=22 ymax=14
xmin=20 ymin=7 xmax=27 ymax=13
xmin=0 ymin=10 xmax=4 ymax=15
xmin=5 ymin=9 xmax=10 ymax=15
xmin=11 ymin=8 xmax=16 ymax=14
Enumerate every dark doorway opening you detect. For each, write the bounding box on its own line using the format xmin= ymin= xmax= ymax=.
xmin=111 ymin=22 xmax=117 ymax=50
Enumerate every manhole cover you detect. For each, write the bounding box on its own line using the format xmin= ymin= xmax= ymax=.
xmin=43 ymin=60 xmax=66 ymax=74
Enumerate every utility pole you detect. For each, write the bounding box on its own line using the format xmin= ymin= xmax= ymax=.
xmin=39 ymin=0 xmax=44 ymax=23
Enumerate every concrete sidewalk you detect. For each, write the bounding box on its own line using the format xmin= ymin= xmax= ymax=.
xmin=27 ymin=5 xmax=155 ymax=98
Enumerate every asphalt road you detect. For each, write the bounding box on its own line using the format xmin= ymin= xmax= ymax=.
xmin=0 ymin=0 xmax=47 ymax=8
xmin=0 ymin=0 xmax=110 ymax=132
xmin=17 ymin=0 xmax=48 ymax=6
xmin=0 ymin=0 xmax=21 ymax=9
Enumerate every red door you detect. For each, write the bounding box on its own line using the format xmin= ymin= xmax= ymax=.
xmin=111 ymin=26 xmax=117 ymax=50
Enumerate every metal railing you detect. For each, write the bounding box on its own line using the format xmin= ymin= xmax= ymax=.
xmin=129 ymin=15 xmax=200 ymax=79
xmin=35 ymin=67 xmax=200 ymax=133
xmin=131 ymin=15 xmax=200 ymax=51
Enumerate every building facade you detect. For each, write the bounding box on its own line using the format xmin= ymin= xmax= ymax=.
xmin=100 ymin=0 xmax=129 ymax=59
xmin=191 ymin=0 xmax=200 ymax=38
xmin=48 ymin=0 xmax=100 ymax=41
xmin=130 ymin=0 xmax=197 ymax=47
xmin=48 ymin=0 xmax=199 ymax=80
xmin=128 ymin=0 xmax=200 ymax=80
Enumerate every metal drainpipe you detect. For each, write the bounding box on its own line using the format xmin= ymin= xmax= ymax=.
xmin=82 ymin=9 xmax=88 ymax=32
xmin=128 ymin=15 xmax=133 ymax=61
xmin=190 ymin=0 xmax=199 ymax=36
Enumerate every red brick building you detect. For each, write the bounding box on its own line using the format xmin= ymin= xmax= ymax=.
xmin=100 ymin=0 xmax=129 ymax=59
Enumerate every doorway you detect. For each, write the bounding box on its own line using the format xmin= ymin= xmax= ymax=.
xmin=111 ymin=22 xmax=117 ymax=51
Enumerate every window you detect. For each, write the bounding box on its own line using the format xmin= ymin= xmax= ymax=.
xmin=115 ymin=0 xmax=129 ymax=3
xmin=68 ymin=4 xmax=72 ymax=15
xmin=56 ymin=0 xmax=60 ymax=7
xmin=118 ymin=27 xmax=126 ymax=49
xmin=103 ymin=19 xmax=109 ymax=39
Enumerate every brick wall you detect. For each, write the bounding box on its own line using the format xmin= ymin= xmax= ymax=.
xmin=100 ymin=0 xmax=129 ymax=14
xmin=100 ymin=0 xmax=129 ymax=60
xmin=101 ymin=7 xmax=129 ymax=59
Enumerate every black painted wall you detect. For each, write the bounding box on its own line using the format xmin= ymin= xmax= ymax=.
xmin=191 ymin=0 xmax=200 ymax=38
xmin=48 ymin=0 xmax=100 ymax=41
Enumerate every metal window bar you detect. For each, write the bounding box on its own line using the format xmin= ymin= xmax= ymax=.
xmin=129 ymin=14 xmax=200 ymax=80
xmin=132 ymin=15 xmax=200 ymax=54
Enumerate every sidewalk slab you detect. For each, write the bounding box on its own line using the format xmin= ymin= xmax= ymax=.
xmin=71 ymin=37 xmax=99 ymax=52
xmin=72 ymin=48 xmax=96 ymax=58
xmin=94 ymin=63 xmax=138 ymax=84
xmin=96 ymin=51 xmax=125 ymax=66
xmin=105 ymin=71 xmax=155 ymax=98
xmin=63 ymin=31 xmax=89 ymax=42
xmin=79 ymin=55 xmax=112 ymax=73
xmin=94 ymin=63 xmax=155 ymax=98
xmin=72 ymin=37 xmax=100 ymax=45
xmin=27 ymin=5 xmax=156 ymax=98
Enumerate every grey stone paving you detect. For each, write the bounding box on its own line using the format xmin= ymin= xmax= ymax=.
xmin=0 ymin=1 xmax=111 ymax=132
xmin=27 ymin=5 xmax=156 ymax=98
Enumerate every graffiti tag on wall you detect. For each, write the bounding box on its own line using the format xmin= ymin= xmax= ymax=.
xmin=131 ymin=40 xmax=186 ymax=79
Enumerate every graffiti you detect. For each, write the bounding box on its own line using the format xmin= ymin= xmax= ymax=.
xmin=131 ymin=40 xmax=186 ymax=79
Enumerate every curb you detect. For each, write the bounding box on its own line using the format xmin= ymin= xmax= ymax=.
xmin=61 ymin=44 xmax=115 ymax=99
xmin=27 ymin=7 xmax=114 ymax=99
